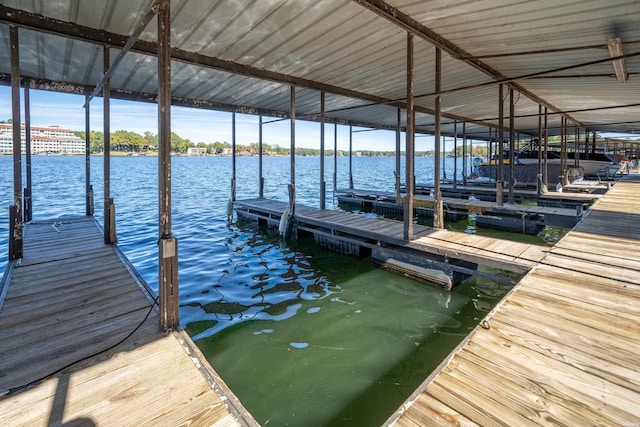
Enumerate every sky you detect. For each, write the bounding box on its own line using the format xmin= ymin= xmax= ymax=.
xmin=0 ymin=86 xmax=422 ymax=152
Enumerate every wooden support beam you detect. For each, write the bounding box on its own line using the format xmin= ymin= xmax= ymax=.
xmin=157 ymin=0 xmax=178 ymax=331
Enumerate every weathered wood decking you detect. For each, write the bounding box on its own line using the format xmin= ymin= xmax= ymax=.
xmin=387 ymin=177 xmax=640 ymax=426
xmin=235 ymin=198 xmax=547 ymax=273
xmin=0 ymin=217 xmax=256 ymax=427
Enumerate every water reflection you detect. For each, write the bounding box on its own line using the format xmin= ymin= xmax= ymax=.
xmin=191 ymin=219 xmax=511 ymax=427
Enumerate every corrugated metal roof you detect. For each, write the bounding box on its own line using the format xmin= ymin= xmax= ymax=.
xmin=0 ymin=0 xmax=638 ymax=142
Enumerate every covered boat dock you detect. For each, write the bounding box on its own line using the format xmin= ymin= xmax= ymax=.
xmin=1 ymin=0 xmax=640 ymax=425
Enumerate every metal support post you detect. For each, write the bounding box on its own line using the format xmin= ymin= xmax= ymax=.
xmin=320 ymin=92 xmax=326 ymax=209
xmin=24 ymin=86 xmax=32 ymax=223
xmin=395 ymin=108 xmax=401 ymax=202
xmin=404 ymin=33 xmax=415 ymax=239
xmin=508 ymin=88 xmax=515 ymax=204
xmin=258 ymin=114 xmax=264 ymax=198
xmin=433 ymin=45 xmax=444 ymax=229
xmin=231 ymin=110 xmax=236 ymax=202
xmin=9 ymin=24 xmax=23 ymax=260
xmin=496 ymin=84 xmax=504 ymax=206
xmin=158 ymin=0 xmax=178 ymax=331
xmin=348 ymin=124 xmax=353 ymax=189
xmin=103 ymin=46 xmax=113 ymax=244
xmin=85 ymin=93 xmax=93 ymax=215
xmin=290 ymin=85 xmax=296 ymax=217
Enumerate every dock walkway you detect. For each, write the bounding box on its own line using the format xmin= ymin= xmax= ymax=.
xmin=0 ymin=217 xmax=256 ymax=426
xmin=235 ymin=198 xmax=547 ymax=273
xmin=337 ymin=188 xmax=581 ymax=228
xmin=387 ymin=177 xmax=640 ymax=425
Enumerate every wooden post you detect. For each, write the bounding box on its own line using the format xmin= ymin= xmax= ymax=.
xmin=290 ymin=85 xmax=296 ymax=216
xmin=9 ymin=24 xmax=22 ymax=260
xmin=258 ymin=114 xmax=264 ymax=198
xmin=85 ymin=93 xmax=94 ymax=215
xmin=158 ymin=0 xmax=178 ymax=331
xmin=231 ymin=110 xmax=236 ymax=202
xmin=404 ymin=32 xmax=415 ymax=240
xmin=496 ymin=84 xmax=504 ymax=206
xmin=24 ymin=85 xmax=32 ymax=223
xmin=508 ymin=88 xmax=515 ymax=204
xmin=320 ymin=92 xmax=326 ymax=209
xmin=103 ymin=45 xmax=114 ymax=244
xmin=348 ymin=124 xmax=353 ymax=189
xmin=433 ymin=45 xmax=444 ymax=229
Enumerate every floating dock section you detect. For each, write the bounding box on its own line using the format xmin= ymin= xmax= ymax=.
xmin=235 ymin=198 xmax=548 ymax=289
xmin=336 ymin=188 xmax=583 ymax=230
xmin=386 ymin=177 xmax=640 ymax=425
xmin=0 ymin=217 xmax=256 ymax=426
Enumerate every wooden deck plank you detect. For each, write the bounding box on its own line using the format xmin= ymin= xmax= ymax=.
xmin=388 ymin=178 xmax=640 ymax=426
xmin=0 ymin=217 xmax=255 ymax=426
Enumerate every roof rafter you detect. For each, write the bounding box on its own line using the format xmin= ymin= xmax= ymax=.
xmin=351 ymin=0 xmax=584 ymax=126
xmin=0 ymin=4 xmax=498 ymax=132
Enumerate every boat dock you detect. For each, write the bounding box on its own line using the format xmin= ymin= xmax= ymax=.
xmin=336 ymin=188 xmax=582 ymax=229
xmin=0 ymin=217 xmax=256 ymax=426
xmin=234 ymin=198 xmax=548 ymax=275
xmin=386 ymin=177 xmax=640 ymax=425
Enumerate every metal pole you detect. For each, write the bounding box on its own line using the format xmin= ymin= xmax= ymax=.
xmin=508 ymin=88 xmax=515 ymax=204
xmin=103 ymin=45 xmax=113 ymax=244
xmin=320 ymin=92 xmax=326 ymax=209
xmin=574 ymin=123 xmax=579 ymax=166
xmin=544 ymin=107 xmax=549 ymax=189
xmin=289 ymin=85 xmax=296 ymax=216
xmin=231 ymin=110 xmax=236 ymax=201
xmin=537 ymin=104 xmax=543 ymax=195
xmin=9 ymin=24 xmax=23 ymax=260
xmin=157 ymin=0 xmax=178 ymax=331
xmin=433 ymin=45 xmax=444 ymax=229
xmin=404 ymin=32 xmax=415 ymax=240
xmin=453 ymin=121 xmax=458 ymax=189
xmin=85 ymin=93 xmax=93 ymax=215
xmin=333 ymin=123 xmax=337 ymax=191
xmin=24 ymin=85 xmax=32 ymax=222
xmin=349 ymin=124 xmax=353 ymax=189
xmin=497 ymin=84 xmax=504 ymax=206
xmin=462 ymin=122 xmax=467 ymax=186
xmin=395 ymin=108 xmax=401 ymax=201
xmin=442 ymin=136 xmax=447 ymax=180
xmin=258 ymin=114 xmax=264 ymax=198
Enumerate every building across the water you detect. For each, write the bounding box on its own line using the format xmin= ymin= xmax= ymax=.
xmin=0 ymin=123 xmax=85 ymax=155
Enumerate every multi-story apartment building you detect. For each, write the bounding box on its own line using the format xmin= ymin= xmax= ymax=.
xmin=0 ymin=123 xmax=85 ymax=154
